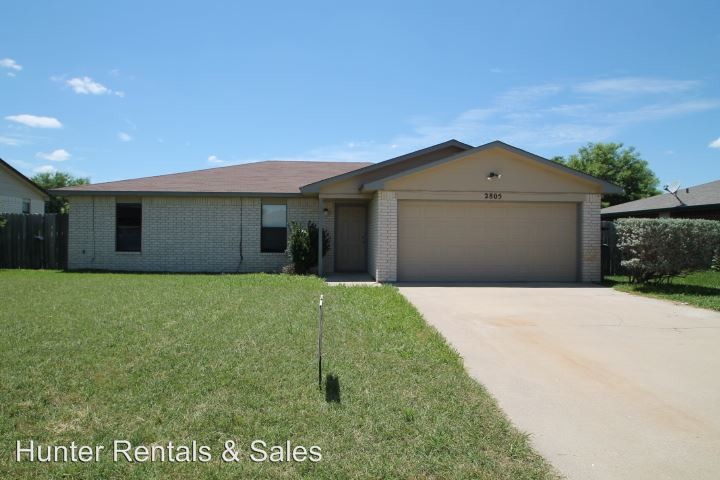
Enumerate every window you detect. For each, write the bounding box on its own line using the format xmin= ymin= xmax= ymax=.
xmin=22 ymin=199 xmax=31 ymax=214
xmin=116 ymin=203 xmax=142 ymax=252
xmin=261 ymin=201 xmax=287 ymax=252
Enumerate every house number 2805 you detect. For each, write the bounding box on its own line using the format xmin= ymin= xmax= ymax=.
xmin=484 ymin=192 xmax=503 ymax=200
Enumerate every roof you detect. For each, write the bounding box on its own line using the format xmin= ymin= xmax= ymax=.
xmin=53 ymin=160 xmax=372 ymax=196
xmin=300 ymin=139 xmax=473 ymax=193
xmin=602 ymin=179 xmax=720 ymax=216
xmin=362 ymin=140 xmax=624 ymax=194
xmin=51 ymin=139 xmax=623 ymax=197
xmin=0 ymin=158 xmax=50 ymax=199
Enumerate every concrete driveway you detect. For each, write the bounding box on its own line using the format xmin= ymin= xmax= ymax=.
xmin=398 ymin=284 xmax=720 ymax=480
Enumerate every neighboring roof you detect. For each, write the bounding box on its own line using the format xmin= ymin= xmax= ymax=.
xmin=52 ymin=161 xmax=372 ymax=196
xmin=300 ymin=139 xmax=473 ymax=193
xmin=0 ymin=158 xmax=50 ymax=199
xmin=602 ymin=179 xmax=720 ymax=216
xmin=361 ymin=140 xmax=624 ymax=194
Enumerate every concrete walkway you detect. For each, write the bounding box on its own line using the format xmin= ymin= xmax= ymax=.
xmin=398 ymin=284 xmax=720 ymax=480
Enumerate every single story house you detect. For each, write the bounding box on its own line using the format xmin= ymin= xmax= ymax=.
xmin=602 ymin=179 xmax=720 ymax=221
xmin=0 ymin=159 xmax=48 ymax=214
xmin=54 ymin=140 xmax=621 ymax=282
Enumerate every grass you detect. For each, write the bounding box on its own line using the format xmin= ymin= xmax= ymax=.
xmin=605 ymin=270 xmax=720 ymax=312
xmin=0 ymin=270 xmax=555 ymax=479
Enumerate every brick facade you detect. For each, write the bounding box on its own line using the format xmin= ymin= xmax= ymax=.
xmin=374 ymin=190 xmax=397 ymax=282
xmin=67 ymin=196 xmax=333 ymax=273
xmin=67 ymin=191 xmax=601 ymax=282
xmin=367 ymin=194 xmax=378 ymax=279
xmin=0 ymin=195 xmax=44 ymax=214
xmin=580 ymin=193 xmax=602 ymax=282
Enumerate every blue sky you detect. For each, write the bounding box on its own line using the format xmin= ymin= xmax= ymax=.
xmin=1 ymin=1 xmax=718 ymax=188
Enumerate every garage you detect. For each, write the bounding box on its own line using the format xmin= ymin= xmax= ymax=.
xmin=397 ymin=200 xmax=578 ymax=282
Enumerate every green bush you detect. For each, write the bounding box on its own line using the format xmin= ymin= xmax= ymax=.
xmin=0 ymin=215 xmax=5 ymax=230
xmin=616 ymin=218 xmax=720 ymax=283
xmin=286 ymin=221 xmax=331 ymax=275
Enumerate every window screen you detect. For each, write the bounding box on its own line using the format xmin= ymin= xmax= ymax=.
xmin=261 ymin=202 xmax=287 ymax=252
xmin=22 ymin=199 xmax=31 ymax=214
xmin=116 ymin=203 xmax=142 ymax=252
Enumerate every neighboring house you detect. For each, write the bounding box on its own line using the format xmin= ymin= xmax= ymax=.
xmin=53 ymin=140 xmax=620 ymax=282
xmin=0 ymin=159 xmax=48 ymax=214
xmin=602 ymin=179 xmax=720 ymax=221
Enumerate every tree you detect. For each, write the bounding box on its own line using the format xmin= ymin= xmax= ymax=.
xmin=31 ymin=171 xmax=90 ymax=213
xmin=552 ymin=143 xmax=660 ymax=206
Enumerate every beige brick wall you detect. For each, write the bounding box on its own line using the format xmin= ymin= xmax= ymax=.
xmin=67 ymin=196 xmax=333 ymax=273
xmin=367 ymin=194 xmax=378 ymax=280
xmin=374 ymin=190 xmax=397 ymax=282
xmin=580 ymin=193 xmax=601 ymax=282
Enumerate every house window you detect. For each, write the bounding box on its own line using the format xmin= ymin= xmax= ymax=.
xmin=116 ymin=203 xmax=142 ymax=252
xmin=22 ymin=199 xmax=31 ymax=214
xmin=261 ymin=201 xmax=287 ymax=252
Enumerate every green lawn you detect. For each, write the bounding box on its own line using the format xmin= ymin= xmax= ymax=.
xmin=606 ymin=270 xmax=720 ymax=312
xmin=0 ymin=271 xmax=555 ymax=479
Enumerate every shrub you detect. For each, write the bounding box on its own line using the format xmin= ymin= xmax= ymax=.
xmin=712 ymin=248 xmax=720 ymax=272
xmin=616 ymin=218 xmax=720 ymax=283
xmin=286 ymin=221 xmax=331 ymax=275
xmin=0 ymin=215 xmax=5 ymax=230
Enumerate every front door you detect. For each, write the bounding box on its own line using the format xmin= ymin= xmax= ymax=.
xmin=335 ymin=204 xmax=367 ymax=272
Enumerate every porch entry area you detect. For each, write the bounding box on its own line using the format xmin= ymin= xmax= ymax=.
xmin=334 ymin=203 xmax=368 ymax=273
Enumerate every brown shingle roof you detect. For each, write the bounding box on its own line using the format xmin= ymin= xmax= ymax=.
xmin=54 ymin=160 xmax=372 ymax=196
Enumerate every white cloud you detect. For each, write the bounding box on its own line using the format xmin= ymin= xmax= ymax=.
xmin=118 ymin=132 xmax=133 ymax=142
xmin=575 ymin=77 xmax=699 ymax=95
xmin=207 ymin=155 xmax=226 ymax=164
xmin=709 ymin=137 xmax=720 ymax=149
xmin=0 ymin=58 xmax=22 ymax=71
xmin=0 ymin=136 xmax=21 ymax=146
xmin=66 ymin=76 xmax=110 ymax=95
xmin=64 ymin=76 xmax=124 ymax=96
xmin=5 ymin=114 xmax=62 ymax=128
xmin=270 ymin=77 xmax=719 ymax=162
xmin=33 ymin=165 xmax=57 ymax=174
xmin=36 ymin=149 xmax=71 ymax=161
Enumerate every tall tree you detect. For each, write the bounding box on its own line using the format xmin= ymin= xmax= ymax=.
xmin=31 ymin=171 xmax=90 ymax=213
xmin=552 ymin=143 xmax=660 ymax=206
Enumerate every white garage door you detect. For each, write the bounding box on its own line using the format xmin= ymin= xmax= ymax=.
xmin=398 ymin=200 xmax=578 ymax=282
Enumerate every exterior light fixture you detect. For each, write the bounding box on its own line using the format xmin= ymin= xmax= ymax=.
xmin=323 ymin=207 xmax=329 ymax=216
xmin=487 ymin=172 xmax=502 ymax=180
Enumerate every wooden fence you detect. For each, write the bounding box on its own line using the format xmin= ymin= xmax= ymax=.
xmin=601 ymin=220 xmax=623 ymax=277
xmin=0 ymin=213 xmax=68 ymax=269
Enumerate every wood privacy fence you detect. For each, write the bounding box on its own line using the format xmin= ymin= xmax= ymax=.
xmin=601 ymin=220 xmax=623 ymax=277
xmin=0 ymin=214 xmax=68 ymax=269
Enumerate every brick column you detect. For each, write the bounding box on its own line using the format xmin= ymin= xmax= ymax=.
xmin=580 ymin=193 xmax=601 ymax=282
xmin=375 ymin=190 xmax=397 ymax=282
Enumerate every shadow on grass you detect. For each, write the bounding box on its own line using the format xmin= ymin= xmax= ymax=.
xmin=325 ymin=374 xmax=341 ymax=403
xmin=602 ymin=278 xmax=624 ymax=287
xmin=633 ymin=284 xmax=720 ymax=297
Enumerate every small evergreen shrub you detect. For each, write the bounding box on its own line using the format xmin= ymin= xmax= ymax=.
xmin=286 ymin=221 xmax=331 ymax=275
xmin=711 ymin=248 xmax=720 ymax=272
xmin=616 ymin=218 xmax=720 ymax=283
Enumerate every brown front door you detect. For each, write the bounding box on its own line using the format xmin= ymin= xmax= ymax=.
xmin=335 ymin=204 xmax=367 ymax=272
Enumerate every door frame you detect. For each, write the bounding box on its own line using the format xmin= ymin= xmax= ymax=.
xmin=334 ymin=201 xmax=369 ymax=273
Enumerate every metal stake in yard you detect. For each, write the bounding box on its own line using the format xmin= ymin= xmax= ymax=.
xmin=317 ymin=294 xmax=324 ymax=389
